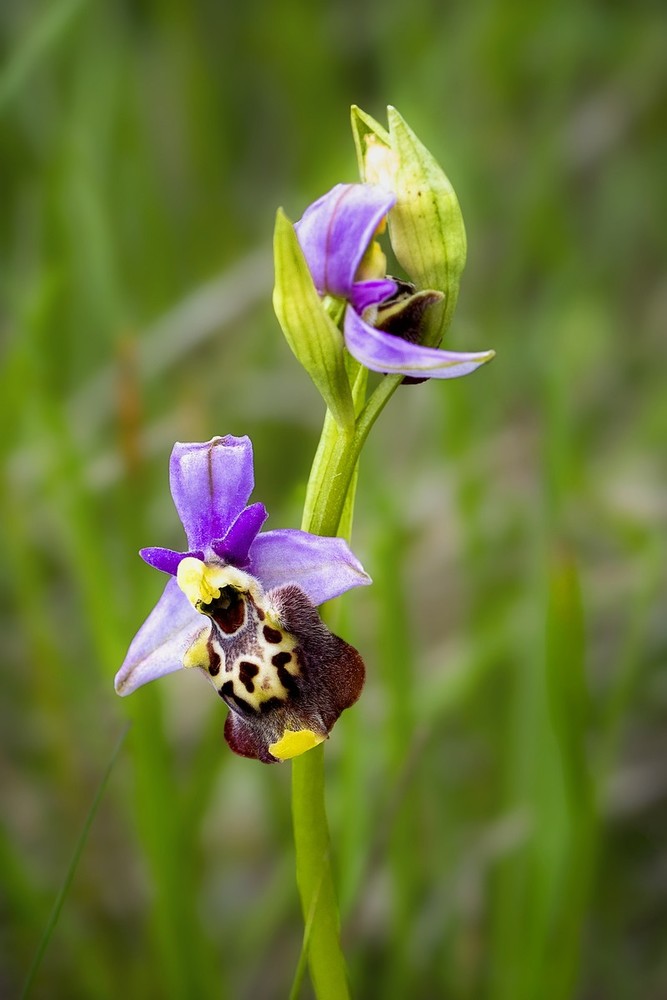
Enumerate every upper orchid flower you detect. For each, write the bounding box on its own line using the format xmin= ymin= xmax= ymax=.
xmin=115 ymin=435 xmax=368 ymax=763
xmin=294 ymin=183 xmax=494 ymax=380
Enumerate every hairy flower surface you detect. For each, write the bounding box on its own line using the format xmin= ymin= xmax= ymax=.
xmin=295 ymin=182 xmax=493 ymax=379
xmin=115 ymin=436 xmax=368 ymax=762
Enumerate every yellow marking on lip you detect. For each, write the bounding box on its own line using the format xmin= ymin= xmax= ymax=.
xmin=269 ymin=728 xmax=325 ymax=761
xmin=183 ymin=629 xmax=211 ymax=670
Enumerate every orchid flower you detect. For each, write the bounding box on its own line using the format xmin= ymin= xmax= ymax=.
xmin=294 ymin=182 xmax=494 ymax=379
xmin=115 ymin=435 xmax=368 ymax=763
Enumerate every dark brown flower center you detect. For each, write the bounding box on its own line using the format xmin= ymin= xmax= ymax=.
xmin=201 ymin=585 xmax=246 ymax=634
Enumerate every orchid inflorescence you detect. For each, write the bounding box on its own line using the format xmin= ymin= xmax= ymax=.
xmin=116 ymin=105 xmax=494 ymax=763
xmin=115 ymin=436 xmax=367 ymax=762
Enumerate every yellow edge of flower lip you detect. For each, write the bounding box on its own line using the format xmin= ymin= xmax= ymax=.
xmin=270 ymin=728 xmax=325 ymax=760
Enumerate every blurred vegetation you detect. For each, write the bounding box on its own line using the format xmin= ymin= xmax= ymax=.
xmin=1 ymin=0 xmax=666 ymax=997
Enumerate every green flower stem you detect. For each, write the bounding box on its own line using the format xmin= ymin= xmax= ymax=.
xmin=302 ymin=372 xmax=403 ymax=536
xmin=291 ymin=371 xmax=403 ymax=999
xmin=291 ymin=744 xmax=345 ymax=1000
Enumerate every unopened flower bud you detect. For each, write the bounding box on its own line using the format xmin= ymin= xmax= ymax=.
xmin=351 ymin=105 xmax=468 ymax=348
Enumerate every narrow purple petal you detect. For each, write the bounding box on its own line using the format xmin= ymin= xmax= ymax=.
xmin=169 ymin=436 xmax=255 ymax=550
xmin=114 ymin=578 xmax=200 ymax=695
xmin=344 ymin=307 xmax=495 ymax=379
xmin=248 ymin=530 xmax=371 ymax=606
xmin=210 ymin=502 xmax=268 ymax=566
xmin=140 ymin=547 xmax=204 ymax=575
xmin=295 ymin=183 xmax=396 ymax=298
xmin=350 ymin=278 xmax=397 ymax=314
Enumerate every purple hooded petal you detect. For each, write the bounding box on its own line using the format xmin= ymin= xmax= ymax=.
xmin=344 ymin=307 xmax=495 ymax=379
xmin=350 ymin=278 xmax=397 ymax=314
xmin=169 ymin=436 xmax=254 ymax=550
xmin=210 ymin=502 xmax=268 ymax=566
xmin=247 ymin=530 xmax=371 ymax=606
xmin=295 ymin=183 xmax=396 ymax=298
xmin=114 ymin=578 xmax=200 ymax=695
xmin=140 ymin=547 xmax=204 ymax=575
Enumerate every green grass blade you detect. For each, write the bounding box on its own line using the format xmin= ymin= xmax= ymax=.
xmin=22 ymin=724 xmax=130 ymax=998
xmin=0 ymin=0 xmax=92 ymax=113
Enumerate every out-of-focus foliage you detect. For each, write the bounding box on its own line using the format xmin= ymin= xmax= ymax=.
xmin=1 ymin=1 xmax=666 ymax=998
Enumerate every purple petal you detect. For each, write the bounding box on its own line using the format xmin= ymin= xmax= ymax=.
xmin=295 ymin=183 xmax=396 ymax=298
xmin=169 ymin=436 xmax=255 ymax=550
xmin=344 ymin=307 xmax=495 ymax=379
xmin=114 ymin=578 xmax=200 ymax=695
xmin=350 ymin=278 xmax=397 ymax=314
xmin=247 ymin=530 xmax=371 ymax=606
xmin=210 ymin=502 xmax=268 ymax=566
xmin=140 ymin=547 xmax=204 ymax=575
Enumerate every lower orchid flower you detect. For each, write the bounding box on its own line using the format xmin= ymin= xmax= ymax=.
xmin=115 ymin=435 xmax=369 ymax=763
xmin=294 ymin=182 xmax=494 ymax=379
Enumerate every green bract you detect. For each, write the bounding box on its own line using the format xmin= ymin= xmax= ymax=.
xmin=273 ymin=208 xmax=355 ymax=432
xmin=351 ymin=105 xmax=467 ymax=347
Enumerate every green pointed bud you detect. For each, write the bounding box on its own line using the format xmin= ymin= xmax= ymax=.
xmin=350 ymin=105 xmax=467 ymax=347
xmin=350 ymin=105 xmax=390 ymax=178
xmin=273 ymin=209 xmax=355 ymax=432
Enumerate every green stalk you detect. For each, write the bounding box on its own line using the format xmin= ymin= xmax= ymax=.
xmin=291 ymin=372 xmax=402 ymax=999
xmin=301 ymin=373 xmax=403 ymax=536
xmin=291 ymin=745 xmax=345 ymax=999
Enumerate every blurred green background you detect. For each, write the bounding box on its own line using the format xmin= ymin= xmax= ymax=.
xmin=2 ymin=0 xmax=666 ymax=997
